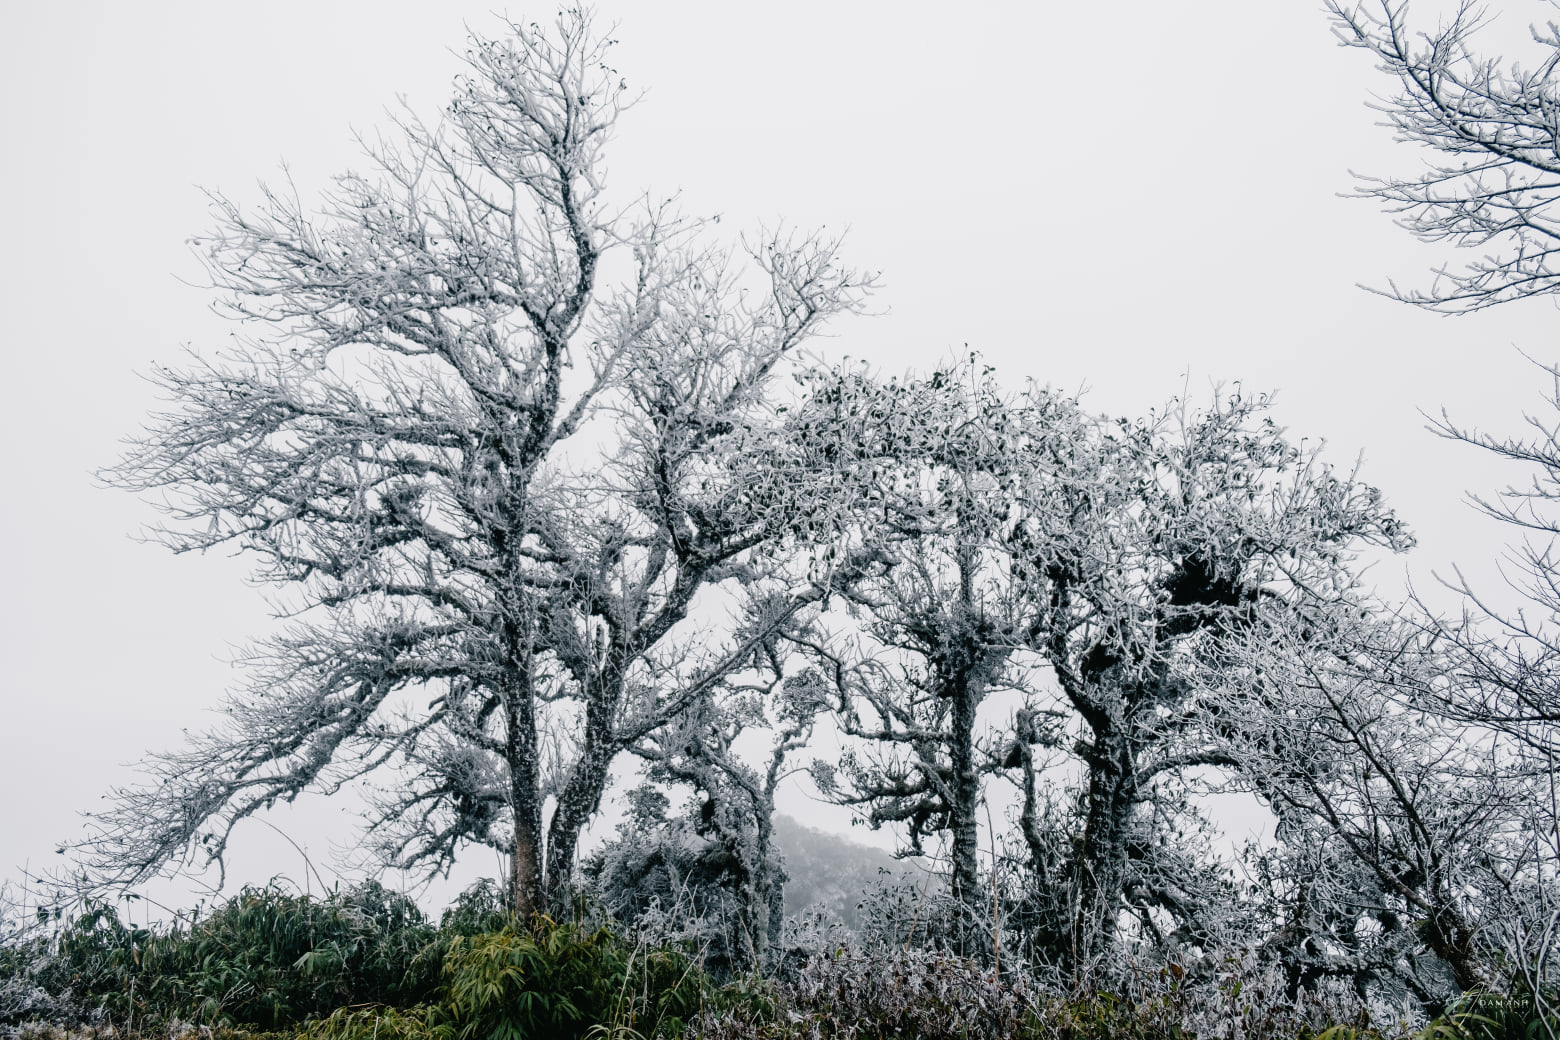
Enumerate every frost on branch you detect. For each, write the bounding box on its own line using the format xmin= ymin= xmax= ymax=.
xmin=86 ymin=9 xmax=870 ymax=917
xmin=1330 ymin=0 xmax=1560 ymax=311
xmin=789 ymin=366 xmax=1414 ymax=978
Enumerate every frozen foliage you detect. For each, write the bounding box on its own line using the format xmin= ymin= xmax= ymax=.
xmin=626 ymin=634 xmax=822 ymax=972
xmin=6 ymin=877 xmax=1555 ymax=1040
xmin=1331 ymin=0 xmax=1560 ymax=1018
xmin=583 ymin=792 xmax=763 ymax=978
xmin=789 ymin=362 xmax=1413 ymax=977
xmin=1216 ymin=608 xmax=1518 ymax=1004
xmin=1329 ymin=0 xmax=1560 ymax=311
xmin=692 ymin=941 xmax=1384 ymax=1040
xmin=90 ymin=9 xmax=869 ymax=916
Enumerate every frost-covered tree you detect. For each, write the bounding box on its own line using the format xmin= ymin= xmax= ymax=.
xmin=1327 ymin=0 xmax=1560 ymax=311
xmin=1328 ymin=0 xmax=1560 ymax=783
xmin=1002 ymin=389 xmax=1412 ymax=973
xmin=1424 ymin=378 xmax=1560 ymax=1010
xmin=792 ymin=365 xmax=1410 ymax=976
xmin=1332 ymin=2 xmax=1560 ymax=1004
xmin=88 ymin=10 xmax=868 ymax=917
xmin=626 ymin=627 xmax=822 ymax=972
xmin=1217 ymin=608 xmax=1510 ymax=1005
xmin=794 ymin=365 xmax=1088 ymax=942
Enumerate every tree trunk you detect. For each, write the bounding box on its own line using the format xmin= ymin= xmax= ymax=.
xmin=755 ymin=799 xmax=785 ymax=971
xmin=543 ymin=774 xmax=608 ymax=896
xmin=1423 ymin=899 xmax=1489 ymax=993
xmin=543 ymin=684 xmax=620 ymax=898
xmin=948 ymin=668 xmax=984 ymax=950
xmin=764 ymin=868 xmax=785 ymax=970
xmin=506 ymin=682 xmax=544 ymax=919
xmin=946 ymin=547 xmax=990 ymax=948
xmin=1073 ymin=725 xmax=1136 ymax=972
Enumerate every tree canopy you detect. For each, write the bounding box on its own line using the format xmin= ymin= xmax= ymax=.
xmin=90 ymin=9 xmax=868 ymax=918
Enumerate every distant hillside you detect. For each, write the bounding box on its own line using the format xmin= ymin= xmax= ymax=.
xmin=773 ymin=814 xmax=927 ymax=931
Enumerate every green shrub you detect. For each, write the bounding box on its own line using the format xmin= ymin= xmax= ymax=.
xmin=301 ymin=915 xmax=708 ymax=1040
xmin=2 ymin=882 xmax=720 ymax=1038
xmin=439 ymin=917 xmax=704 ymax=1040
xmin=1444 ymin=981 xmax=1559 ymax=1040
xmin=302 ymin=1003 xmax=455 ymax=1040
xmin=140 ymin=881 xmax=439 ymax=1028
xmin=0 ymin=882 xmax=441 ymax=1030
xmin=437 ymin=881 xmax=513 ymax=940
xmin=44 ymin=898 xmax=151 ymax=1023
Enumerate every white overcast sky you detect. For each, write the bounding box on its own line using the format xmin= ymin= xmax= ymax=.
xmin=3 ymin=0 xmax=1555 ymax=914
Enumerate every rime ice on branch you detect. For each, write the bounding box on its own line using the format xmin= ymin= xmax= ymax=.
xmin=91 ymin=9 xmax=869 ymax=918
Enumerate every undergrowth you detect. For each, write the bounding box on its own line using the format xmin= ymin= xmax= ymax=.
xmin=3 ymin=881 xmax=1554 ymax=1040
xmin=1 ymin=881 xmax=439 ymax=1030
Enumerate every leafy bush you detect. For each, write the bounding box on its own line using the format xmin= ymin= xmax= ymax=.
xmin=438 ymin=918 xmax=705 ymax=1040
xmin=1445 ymin=981 xmax=1559 ymax=1040
xmin=437 ymin=881 xmax=512 ymax=940
xmin=148 ymin=880 xmax=439 ymax=1027
xmin=0 ymin=882 xmax=439 ymax=1030
xmin=299 ymin=915 xmax=707 ymax=1040
xmin=301 ymin=1003 xmax=454 ymax=1040
xmin=2 ymin=881 xmax=719 ymax=1038
xmin=0 ymin=898 xmax=157 ymax=1026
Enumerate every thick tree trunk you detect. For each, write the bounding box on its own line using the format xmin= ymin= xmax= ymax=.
xmin=948 ymin=672 xmax=984 ymax=947
xmin=945 ymin=547 xmax=990 ymax=947
xmin=755 ymin=800 xmax=786 ymax=971
xmin=506 ymin=685 xmax=544 ymax=919
xmin=543 ymin=676 xmax=621 ymax=898
xmin=1073 ymin=725 xmax=1136 ymax=972
xmin=929 ymin=548 xmax=992 ymax=954
xmin=764 ymin=869 xmax=785 ymax=969
xmin=543 ymin=740 xmax=616 ymax=897
xmin=1423 ymin=900 xmax=1489 ymax=993
xmin=498 ymin=474 xmax=548 ymax=920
